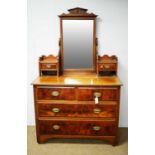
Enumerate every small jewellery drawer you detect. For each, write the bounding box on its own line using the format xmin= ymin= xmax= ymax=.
xmin=40 ymin=63 xmax=57 ymax=70
xmin=77 ymin=87 xmax=119 ymax=101
xmin=98 ymin=64 xmax=116 ymax=71
xmin=38 ymin=103 xmax=117 ymax=118
xmin=36 ymin=87 xmax=76 ymax=100
xmin=39 ymin=119 xmax=116 ymax=136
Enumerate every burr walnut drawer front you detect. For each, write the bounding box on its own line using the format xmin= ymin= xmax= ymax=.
xmin=36 ymin=87 xmax=76 ymax=100
xmin=39 ymin=119 xmax=116 ymax=136
xmin=40 ymin=63 xmax=57 ymax=70
xmin=77 ymin=87 xmax=119 ymax=101
xmin=38 ymin=103 xmax=117 ymax=118
xmin=98 ymin=64 xmax=116 ymax=71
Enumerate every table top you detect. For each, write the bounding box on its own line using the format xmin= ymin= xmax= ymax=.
xmin=32 ymin=72 xmax=122 ymax=86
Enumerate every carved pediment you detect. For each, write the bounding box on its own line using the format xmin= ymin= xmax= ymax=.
xmin=39 ymin=54 xmax=59 ymax=62
xmin=59 ymin=7 xmax=97 ymax=17
xmin=98 ymin=55 xmax=118 ymax=63
xmin=68 ymin=7 xmax=88 ymax=14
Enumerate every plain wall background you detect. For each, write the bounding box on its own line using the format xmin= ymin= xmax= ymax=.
xmin=28 ymin=0 xmax=128 ymax=127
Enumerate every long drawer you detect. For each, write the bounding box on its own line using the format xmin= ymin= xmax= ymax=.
xmin=77 ymin=87 xmax=119 ymax=101
xmin=36 ymin=86 xmax=119 ymax=101
xmin=36 ymin=87 xmax=76 ymax=100
xmin=38 ymin=102 xmax=117 ymax=118
xmin=38 ymin=119 xmax=116 ymax=136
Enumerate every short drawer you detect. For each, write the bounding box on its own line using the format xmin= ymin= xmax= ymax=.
xmin=40 ymin=63 xmax=57 ymax=70
xmin=36 ymin=87 xmax=76 ymax=100
xmin=39 ymin=119 xmax=117 ymax=136
xmin=98 ymin=64 xmax=116 ymax=71
xmin=77 ymin=87 xmax=119 ymax=101
xmin=38 ymin=102 xmax=117 ymax=118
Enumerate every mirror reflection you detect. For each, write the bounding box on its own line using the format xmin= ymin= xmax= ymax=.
xmin=63 ymin=20 xmax=93 ymax=69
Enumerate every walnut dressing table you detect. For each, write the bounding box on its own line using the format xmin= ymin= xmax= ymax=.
xmin=32 ymin=8 xmax=122 ymax=146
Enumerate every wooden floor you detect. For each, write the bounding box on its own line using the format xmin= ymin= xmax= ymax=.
xmin=28 ymin=126 xmax=128 ymax=155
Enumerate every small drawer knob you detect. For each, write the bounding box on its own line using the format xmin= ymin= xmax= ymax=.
xmin=104 ymin=65 xmax=110 ymax=69
xmin=52 ymin=125 xmax=60 ymax=130
xmin=93 ymin=108 xmax=101 ymax=114
xmin=93 ymin=126 xmax=101 ymax=131
xmin=52 ymin=108 xmax=60 ymax=113
xmin=46 ymin=64 xmax=52 ymax=69
xmin=51 ymin=91 xmax=59 ymax=97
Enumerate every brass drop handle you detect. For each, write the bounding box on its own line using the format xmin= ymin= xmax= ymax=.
xmin=51 ymin=91 xmax=59 ymax=97
xmin=93 ymin=126 xmax=101 ymax=131
xmin=104 ymin=65 xmax=110 ymax=69
xmin=94 ymin=92 xmax=101 ymax=104
xmin=46 ymin=64 xmax=52 ymax=69
xmin=93 ymin=108 xmax=101 ymax=114
xmin=52 ymin=108 xmax=60 ymax=113
xmin=52 ymin=125 xmax=60 ymax=130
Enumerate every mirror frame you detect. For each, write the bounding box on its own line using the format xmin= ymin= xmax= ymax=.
xmin=59 ymin=7 xmax=97 ymax=73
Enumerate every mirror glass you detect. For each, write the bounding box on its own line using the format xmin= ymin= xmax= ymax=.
xmin=63 ymin=20 xmax=93 ymax=69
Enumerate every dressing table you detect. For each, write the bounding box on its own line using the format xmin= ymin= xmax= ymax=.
xmin=32 ymin=7 xmax=122 ymax=146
